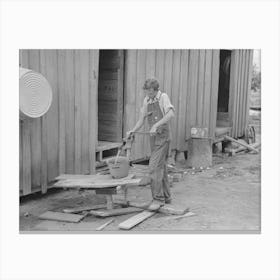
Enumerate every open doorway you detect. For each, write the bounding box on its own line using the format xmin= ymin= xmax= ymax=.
xmin=216 ymin=49 xmax=231 ymax=127
xmin=96 ymin=50 xmax=125 ymax=162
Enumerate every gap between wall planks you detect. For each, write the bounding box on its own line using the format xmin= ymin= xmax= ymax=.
xmin=89 ymin=50 xmax=99 ymax=174
xmin=209 ymin=50 xmax=220 ymax=138
xmin=203 ymin=50 xmax=212 ymax=131
xmin=196 ymin=50 xmax=205 ymax=127
xmin=64 ymin=50 xmax=75 ymax=174
xmin=124 ymin=50 xmax=137 ymax=140
xmin=170 ymin=50 xmax=181 ymax=151
xmin=176 ymin=50 xmax=189 ymax=150
xmin=28 ymin=50 xmax=42 ymax=187
xmin=57 ymin=50 xmax=66 ymax=175
xmin=117 ymin=50 xmax=125 ymax=142
xmin=144 ymin=49 xmax=156 ymax=157
xmin=134 ymin=50 xmax=147 ymax=160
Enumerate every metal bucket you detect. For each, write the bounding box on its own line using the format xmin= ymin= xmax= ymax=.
xmin=107 ymin=156 xmax=129 ymax=179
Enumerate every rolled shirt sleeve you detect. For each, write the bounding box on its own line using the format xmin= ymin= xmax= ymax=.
xmin=160 ymin=93 xmax=175 ymax=115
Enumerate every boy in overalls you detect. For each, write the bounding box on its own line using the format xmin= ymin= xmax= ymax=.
xmin=127 ymin=78 xmax=175 ymax=210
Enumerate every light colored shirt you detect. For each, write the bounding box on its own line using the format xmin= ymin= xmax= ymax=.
xmin=140 ymin=90 xmax=175 ymax=141
xmin=140 ymin=90 xmax=175 ymax=116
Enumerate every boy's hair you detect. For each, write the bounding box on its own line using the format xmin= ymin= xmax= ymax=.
xmin=143 ymin=78 xmax=160 ymax=91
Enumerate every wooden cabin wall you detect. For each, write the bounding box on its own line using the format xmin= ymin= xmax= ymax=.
xmin=124 ymin=49 xmax=220 ymax=160
xmin=229 ymin=49 xmax=253 ymax=138
xmin=19 ymin=49 xmax=99 ymax=196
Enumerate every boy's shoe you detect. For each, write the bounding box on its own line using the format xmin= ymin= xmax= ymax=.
xmin=147 ymin=200 xmax=164 ymax=211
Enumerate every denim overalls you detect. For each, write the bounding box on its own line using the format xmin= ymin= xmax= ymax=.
xmin=147 ymin=94 xmax=171 ymax=203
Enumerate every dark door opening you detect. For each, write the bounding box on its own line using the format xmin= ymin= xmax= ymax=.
xmin=217 ymin=50 xmax=231 ymax=127
xmin=98 ymin=50 xmax=124 ymax=143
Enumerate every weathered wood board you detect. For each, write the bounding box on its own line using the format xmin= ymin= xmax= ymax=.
xmin=115 ymin=201 xmax=189 ymax=215
xmin=54 ymin=178 xmax=141 ymax=188
xmin=55 ymin=174 xmax=134 ymax=181
xmin=118 ymin=211 xmax=155 ymax=230
xmin=63 ymin=204 xmax=107 ymax=214
xmin=90 ymin=207 xmax=142 ymax=218
xmin=38 ymin=211 xmax=85 ymax=223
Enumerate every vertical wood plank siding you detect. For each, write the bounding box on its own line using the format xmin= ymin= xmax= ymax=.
xmin=124 ymin=49 xmax=220 ymax=160
xmin=229 ymin=50 xmax=253 ymax=138
xmin=19 ymin=49 xmax=99 ymax=195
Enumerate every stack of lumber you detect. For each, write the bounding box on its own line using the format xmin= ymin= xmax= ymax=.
xmin=225 ymin=135 xmax=261 ymax=156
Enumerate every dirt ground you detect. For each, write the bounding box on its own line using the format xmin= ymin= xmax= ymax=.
xmin=20 ymin=150 xmax=261 ymax=233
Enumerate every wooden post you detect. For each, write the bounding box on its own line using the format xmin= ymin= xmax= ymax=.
xmin=187 ymin=127 xmax=212 ymax=168
xmin=106 ymin=195 xmax=113 ymax=210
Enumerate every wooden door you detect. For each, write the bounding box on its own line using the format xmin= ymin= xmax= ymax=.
xmin=98 ymin=50 xmax=124 ymax=142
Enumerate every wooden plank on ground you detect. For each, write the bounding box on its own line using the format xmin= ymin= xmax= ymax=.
xmin=90 ymin=207 xmax=142 ymax=218
xmin=96 ymin=219 xmax=114 ymax=231
xmin=224 ymin=135 xmax=259 ymax=153
xmin=118 ymin=210 xmax=155 ymax=230
xmin=116 ymin=200 xmax=189 ymax=215
xmin=63 ymin=204 xmax=107 ymax=213
xmin=39 ymin=211 xmax=85 ymax=223
xmin=166 ymin=211 xmax=196 ymax=220
xmin=229 ymin=142 xmax=261 ymax=156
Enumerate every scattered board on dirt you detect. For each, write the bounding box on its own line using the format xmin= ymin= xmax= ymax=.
xmin=38 ymin=211 xmax=85 ymax=223
xmin=118 ymin=211 xmax=156 ymax=230
xmin=96 ymin=219 xmax=114 ymax=231
xmin=90 ymin=207 xmax=142 ymax=218
xmin=224 ymin=135 xmax=259 ymax=153
xmin=63 ymin=204 xmax=107 ymax=214
xmin=229 ymin=142 xmax=261 ymax=156
xmin=167 ymin=212 xmax=196 ymax=220
xmin=115 ymin=200 xmax=189 ymax=215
